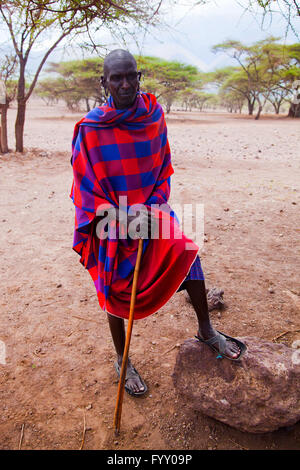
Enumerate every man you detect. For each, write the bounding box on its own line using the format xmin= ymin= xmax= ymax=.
xmin=70 ymin=49 xmax=244 ymax=397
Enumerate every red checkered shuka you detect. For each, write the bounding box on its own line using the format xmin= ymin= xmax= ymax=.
xmin=70 ymin=92 xmax=199 ymax=319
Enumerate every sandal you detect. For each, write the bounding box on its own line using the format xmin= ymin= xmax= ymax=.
xmin=114 ymin=361 xmax=148 ymax=397
xmin=195 ymin=330 xmax=247 ymax=361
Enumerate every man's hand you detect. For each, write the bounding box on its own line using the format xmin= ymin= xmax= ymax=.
xmin=127 ymin=209 xmax=157 ymax=239
xmin=95 ymin=207 xmax=157 ymax=239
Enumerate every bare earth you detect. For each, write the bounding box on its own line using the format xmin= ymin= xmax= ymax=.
xmin=0 ymin=99 xmax=299 ymax=450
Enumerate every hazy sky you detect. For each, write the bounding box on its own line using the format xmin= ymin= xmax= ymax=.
xmin=1 ymin=0 xmax=298 ymax=73
xmin=123 ymin=0 xmax=299 ymax=71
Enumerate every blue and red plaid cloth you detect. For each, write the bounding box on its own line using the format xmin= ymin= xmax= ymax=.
xmin=70 ymin=92 xmax=201 ymax=319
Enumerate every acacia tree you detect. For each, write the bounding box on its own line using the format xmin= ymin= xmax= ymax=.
xmin=213 ymin=38 xmax=295 ymax=119
xmin=284 ymin=43 xmax=300 ymax=117
xmin=137 ymin=56 xmax=200 ymax=113
xmin=39 ymin=58 xmax=105 ymax=111
xmin=0 ymin=0 xmax=164 ymax=152
xmin=212 ymin=39 xmax=300 ymax=117
xmin=178 ymin=88 xmax=216 ymax=112
xmin=210 ymin=66 xmax=256 ymax=115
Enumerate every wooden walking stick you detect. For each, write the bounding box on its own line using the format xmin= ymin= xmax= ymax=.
xmin=113 ymin=237 xmax=143 ymax=436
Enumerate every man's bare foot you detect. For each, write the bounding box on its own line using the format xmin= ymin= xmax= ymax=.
xmin=197 ymin=327 xmax=240 ymax=359
xmin=116 ymin=356 xmax=147 ymax=396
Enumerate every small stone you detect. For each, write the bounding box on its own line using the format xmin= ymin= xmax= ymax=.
xmin=268 ymin=287 xmax=274 ymax=293
xmin=56 ymin=283 xmax=62 ymax=288
xmin=217 ymin=312 xmax=221 ymax=319
xmin=86 ymin=404 xmax=92 ymax=410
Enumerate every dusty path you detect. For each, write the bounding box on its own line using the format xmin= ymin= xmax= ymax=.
xmin=0 ymin=100 xmax=299 ymax=449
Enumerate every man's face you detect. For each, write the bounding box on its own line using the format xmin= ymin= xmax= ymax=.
xmin=103 ymin=58 xmax=140 ymax=109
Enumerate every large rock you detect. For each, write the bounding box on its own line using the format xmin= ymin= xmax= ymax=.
xmin=172 ymin=336 xmax=300 ymax=433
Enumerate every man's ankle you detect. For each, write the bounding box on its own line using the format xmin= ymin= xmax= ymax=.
xmin=198 ymin=323 xmax=215 ymax=339
xmin=117 ymin=354 xmax=131 ymax=367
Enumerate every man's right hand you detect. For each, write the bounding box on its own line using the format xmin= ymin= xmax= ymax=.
xmin=95 ymin=207 xmax=157 ymax=239
xmin=127 ymin=210 xmax=156 ymax=239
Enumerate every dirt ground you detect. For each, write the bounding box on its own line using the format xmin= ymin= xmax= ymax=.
xmin=0 ymin=99 xmax=299 ymax=450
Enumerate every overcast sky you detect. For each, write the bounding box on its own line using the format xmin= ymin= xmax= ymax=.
xmin=124 ymin=0 xmax=299 ymax=71
xmin=1 ymin=0 xmax=298 ymax=73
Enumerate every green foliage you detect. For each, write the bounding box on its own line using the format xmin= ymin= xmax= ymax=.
xmin=39 ymin=55 xmax=204 ymax=113
xmin=137 ymin=56 xmax=201 ymax=113
xmin=39 ymin=38 xmax=299 ymax=117
xmin=0 ymin=54 xmax=18 ymax=104
xmin=178 ymin=88 xmax=216 ymax=111
xmin=0 ymin=0 xmax=164 ymax=151
xmin=212 ymin=37 xmax=300 ymax=117
xmin=37 ymin=58 xmax=105 ymax=110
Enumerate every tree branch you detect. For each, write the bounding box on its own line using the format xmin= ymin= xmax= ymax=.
xmin=25 ymin=29 xmax=71 ymax=100
xmin=0 ymin=7 xmax=21 ymax=57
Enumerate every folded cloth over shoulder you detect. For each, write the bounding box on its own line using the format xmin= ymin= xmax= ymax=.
xmin=70 ymin=92 xmax=199 ymax=319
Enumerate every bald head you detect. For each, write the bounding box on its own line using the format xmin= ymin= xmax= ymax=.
xmin=103 ymin=49 xmax=137 ymax=79
xmin=101 ymin=49 xmax=141 ymax=109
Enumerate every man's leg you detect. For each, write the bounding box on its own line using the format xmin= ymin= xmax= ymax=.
xmin=107 ymin=313 xmax=146 ymax=394
xmin=185 ymin=279 xmax=240 ymax=359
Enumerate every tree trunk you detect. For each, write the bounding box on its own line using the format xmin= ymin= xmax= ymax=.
xmin=85 ymin=98 xmax=90 ymax=112
xmin=255 ymin=105 xmax=263 ymax=120
xmin=247 ymin=98 xmax=255 ymax=115
xmin=15 ymin=59 xmax=26 ymax=152
xmin=0 ymin=104 xmax=9 ymax=153
xmin=15 ymin=100 xmax=26 ymax=152
xmin=288 ymin=102 xmax=300 ymax=117
xmin=272 ymin=102 xmax=281 ymax=114
xmin=166 ymin=102 xmax=171 ymax=114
